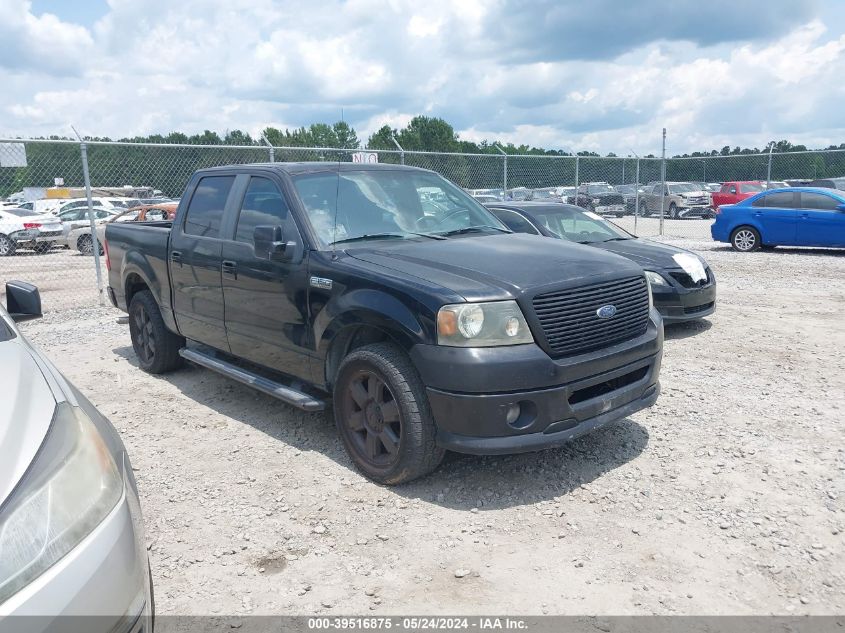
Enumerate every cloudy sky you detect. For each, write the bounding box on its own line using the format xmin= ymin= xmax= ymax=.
xmin=2 ymin=0 xmax=845 ymax=155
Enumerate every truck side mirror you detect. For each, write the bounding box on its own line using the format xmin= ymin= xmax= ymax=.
xmin=253 ymin=225 xmax=295 ymax=262
xmin=5 ymin=281 xmax=42 ymax=322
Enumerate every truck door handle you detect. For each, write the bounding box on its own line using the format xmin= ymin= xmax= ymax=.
xmin=222 ymin=260 xmax=237 ymax=279
xmin=170 ymin=251 xmax=182 ymax=266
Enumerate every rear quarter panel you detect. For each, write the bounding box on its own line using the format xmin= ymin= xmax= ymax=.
xmin=105 ymin=223 xmax=176 ymax=329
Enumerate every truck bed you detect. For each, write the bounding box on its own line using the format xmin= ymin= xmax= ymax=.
xmin=105 ymin=221 xmax=173 ymax=313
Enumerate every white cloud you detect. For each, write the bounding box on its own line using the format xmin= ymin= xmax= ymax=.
xmin=1 ymin=0 xmax=844 ymax=156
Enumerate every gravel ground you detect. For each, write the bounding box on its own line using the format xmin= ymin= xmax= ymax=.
xmin=15 ymin=240 xmax=845 ymax=616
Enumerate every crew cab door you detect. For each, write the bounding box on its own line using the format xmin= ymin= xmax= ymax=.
xmin=169 ymin=174 xmax=236 ymax=351
xmin=750 ymin=191 xmax=798 ymax=245
xmin=220 ymin=174 xmax=311 ymax=380
xmin=796 ymin=191 xmax=845 ymax=247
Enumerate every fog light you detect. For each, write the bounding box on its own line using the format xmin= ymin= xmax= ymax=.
xmin=505 ymin=403 xmax=521 ymax=424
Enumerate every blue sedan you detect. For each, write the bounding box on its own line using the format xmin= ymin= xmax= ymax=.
xmin=711 ymin=187 xmax=845 ymax=251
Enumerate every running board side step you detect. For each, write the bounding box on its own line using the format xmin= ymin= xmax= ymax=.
xmin=178 ymin=348 xmax=326 ymax=412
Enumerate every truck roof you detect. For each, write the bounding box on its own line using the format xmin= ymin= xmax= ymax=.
xmin=197 ymin=162 xmax=434 ymax=176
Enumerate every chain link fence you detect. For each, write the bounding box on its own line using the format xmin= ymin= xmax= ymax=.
xmin=2 ymin=138 xmax=843 ymax=311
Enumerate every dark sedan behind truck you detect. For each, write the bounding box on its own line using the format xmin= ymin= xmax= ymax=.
xmin=487 ymin=202 xmax=716 ymax=323
xmin=105 ymin=163 xmax=663 ymax=484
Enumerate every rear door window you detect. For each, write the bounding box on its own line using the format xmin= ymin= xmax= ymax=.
xmin=752 ymin=192 xmax=796 ymax=208
xmin=183 ymin=176 xmax=234 ymax=238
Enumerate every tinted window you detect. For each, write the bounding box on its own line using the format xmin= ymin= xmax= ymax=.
xmin=752 ymin=192 xmax=795 ymax=208
xmin=489 ymin=208 xmax=540 ymax=234
xmin=235 ymin=177 xmax=289 ymax=243
xmin=800 ymin=192 xmax=840 ymax=211
xmin=184 ymin=176 xmax=234 ymax=238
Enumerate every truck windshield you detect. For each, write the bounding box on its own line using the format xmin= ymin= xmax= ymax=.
xmin=292 ymin=169 xmax=508 ymax=248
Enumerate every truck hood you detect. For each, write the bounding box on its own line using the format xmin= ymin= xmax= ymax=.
xmin=345 ymin=233 xmax=641 ymax=302
xmin=0 ymin=340 xmax=56 ymax=506
xmin=589 ymin=237 xmax=700 ymax=270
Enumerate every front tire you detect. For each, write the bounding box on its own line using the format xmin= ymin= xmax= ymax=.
xmin=639 ymin=201 xmax=649 ymax=217
xmin=669 ymin=203 xmax=678 ymax=219
xmin=128 ymin=290 xmax=185 ymax=373
xmin=730 ymin=226 xmax=761 ymax=252
xmin=333 ymin=343 xmax=444 ymax=485
xmin=0 ymin=234 xmax=15 ymax=257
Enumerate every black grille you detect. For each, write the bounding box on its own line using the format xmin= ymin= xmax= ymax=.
xmin=532 ymin=276 xmax=650 ymax=357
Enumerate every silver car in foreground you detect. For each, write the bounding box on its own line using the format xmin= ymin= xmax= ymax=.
xmin=0 ymin=281 xmax=152 ymax=632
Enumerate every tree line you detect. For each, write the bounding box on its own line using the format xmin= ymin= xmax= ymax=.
xmin=2 ymin=117 xmax=844 ymax=197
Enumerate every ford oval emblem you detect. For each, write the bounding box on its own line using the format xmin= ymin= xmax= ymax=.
xmin=596 ymin=304 xmax=617 ymax=319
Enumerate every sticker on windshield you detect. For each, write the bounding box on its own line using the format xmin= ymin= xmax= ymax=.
xmin=673 ymin=253 xmax=707 ymax=283
xmin=584 ymin=211 xmax=604 ymax=221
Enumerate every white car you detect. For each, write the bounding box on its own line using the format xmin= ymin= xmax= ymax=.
xmin=0 ymin=281 xmax=152 ymax=628
xmin=0 ymin=208 xmax=64 ymax=256
xmin=55 ymin=207 xmax=120 ymax=249
xmin=17 ymin=198 xmax=137 ymax=217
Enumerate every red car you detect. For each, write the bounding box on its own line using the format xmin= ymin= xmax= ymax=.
xmin=711 ymin=181 xmax=765 ymax=211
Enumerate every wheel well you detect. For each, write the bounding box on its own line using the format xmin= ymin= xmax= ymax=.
xmin=731 ymin=224 xmax=757 ymax=237
xmin=124 ymin=273 xmax=149 ymax=307
xmin=325 ymin=325 xmax=392 ymax=389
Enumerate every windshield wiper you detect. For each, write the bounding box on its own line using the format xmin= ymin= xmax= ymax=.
xmin=329 ymin=231 xmax=446 ymax=246
xmin=601 ymin=237 xmax=632 ymax=242
xmin=437 ymin=225 xmax=512 ymax=237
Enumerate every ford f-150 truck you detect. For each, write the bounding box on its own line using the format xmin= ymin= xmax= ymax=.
xmin=105 ymin=163 xmax=663 ymax=484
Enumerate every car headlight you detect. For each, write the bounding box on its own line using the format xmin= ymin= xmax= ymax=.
xmin=0 ymin=403 xmax=123 ymax=603
xmin=437 ymin=300 xmax=534 ymax=347
xmin=644 ymin=270 xmax=670 ymax=288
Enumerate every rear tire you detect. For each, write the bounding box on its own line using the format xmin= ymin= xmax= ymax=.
xmin=128 ymin=290 xmax=185 ymax=374
xmin=77 ymin=234 xmax=104 ymax=255
xmin=333 ymin=343 xmax=444 ymax=485
xmin=0 ymin=234 xmax=15 ymax=257
xmin=730 ymin=226 xmax=761 ymax=252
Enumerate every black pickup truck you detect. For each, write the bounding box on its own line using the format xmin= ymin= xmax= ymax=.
xmin=105 ymin=163 xmax=663 ymax=484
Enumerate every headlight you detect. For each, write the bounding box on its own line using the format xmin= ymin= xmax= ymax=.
xmin=592 ymin=197 xmax=600 ymax=203
xmin=437 ymin=300 xmax=534 ymax=347
xmin=0 ymin=403 xmax=123 ymax=603
xmin=644 ymin=270 xmax=670 ymax=288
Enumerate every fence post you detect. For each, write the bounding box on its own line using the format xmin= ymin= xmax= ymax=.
xmin=766 ymin=141 xmax=774 ymax=188
xmin=574 ymin=155 xmax=580 ymax=197
xmin=391 ymin=135 xmax=405 ymax=165
xmin=494 ymin=144 xmax=507 ymax=198
xmin=659 ymin=128 xmax=666 ymax=236
xmin=261 ymin=133 xmax=275 ymax=163
xmin=634 ymin=157 xmax=641 ymax=235
xmin=74 ymin=131 xmax=104 ymax=304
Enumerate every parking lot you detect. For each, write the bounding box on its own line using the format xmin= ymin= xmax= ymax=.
xmin=11 ymin=238 xmax=843 ymax=616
